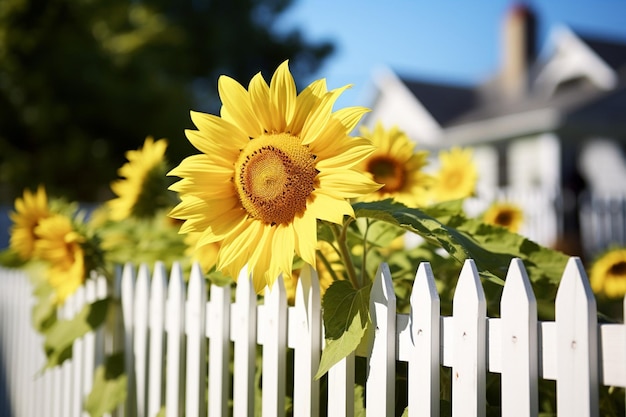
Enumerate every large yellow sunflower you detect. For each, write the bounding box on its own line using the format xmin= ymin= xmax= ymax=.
xmin=482 ymin=201 xmax=524 ymax=233
xmin=430 ymin=147 xmax=478 ymax=202
xmin=589 ymin=248 xmax=626 ymax=299
xmin=9 ymin=186 xmax=51 ymax=260
xmin=356 ymin=123 xmax=432 ymax=207
xmin=168 ymin=61 xmax=381 ymax=292
xmin=108 ymin=136 xmax=171 ymax=221
xmin=34 ymin=214 xmax=86 ymax=304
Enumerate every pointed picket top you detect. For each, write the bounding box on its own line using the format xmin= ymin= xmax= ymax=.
xmin=235 ymin=264 xmax=254 ymax=307
xmin=293 ymin=264 xmax=321 ymax=417
xmin=150 ymin=261 xmax=168 ymax=326
xmin=295 ymin=263 xmax=321 ymax=330
xmin=408 ymin=262 xmax=440 ymax=417
xmin=451 ymin=259 xmax=486 ymax=417
xmin=500 ymin=258 xmax=538 ymax=417
xmin=501 ymin=258 xmax=536 ymax=308
xmin=555 ymin=257 xmax=599 ymax=416
xmin=555 ymin=257 xmax=596 ymax=311
xmin=232 ymin=265 xmax=257 ymax=417
xmin=186 ymin=261 xmax=208 ymax=417
xmin=366 ymin=262 xmax=396 ymax=417
xmin=454 ymin=259 xmax=486 ymax=306
xmin=166 ymin=262 xmax=186 ymax=332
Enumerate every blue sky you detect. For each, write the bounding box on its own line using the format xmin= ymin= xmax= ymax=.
xmin=275 ymin=0 xmax=626 ymax=108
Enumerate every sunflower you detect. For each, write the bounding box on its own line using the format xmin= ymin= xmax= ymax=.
xmin=9 ymin=186 xmax=51 ymax=260
xmin=430 ymin=147 xmax=478 ymax=202
xmin=34 ymin=214 xmax=86 ymax=304
xmin=356 ymin=123 xmax=432 ymax=207
xmin=184 ymin=232 xmax=220 ymax=274
xmin=168 ymin=61 xmax=380 ymax=292
xmin=482 ymin=201 xmax=524 ymax=233
xmin=108 ymin=136 xmax=173 ymax=221
xmin=589 ymin=248 xmax=626 ymax=299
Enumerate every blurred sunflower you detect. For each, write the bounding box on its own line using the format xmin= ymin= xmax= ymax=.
xmin=356 ymin=123 xmax=432 ymax=207
xmin=184 ymin=232 xmax=220 ymax=274
xmin=108 ymin=136 xmax=174 ymax=221
xmin=482 ymin=201 xmax=524 ymax=233
xmin=430 ymin=147 xmax=478 ymax=202
xmin=9 ymin=186 xmax=51 ymax=260
xmin=34 ymin=214 xmax=86 ymax=304
xmin=168 ymin=60 xmax=380 ymax=292
xmin=589 ymin=248 xmax=626 ymax=299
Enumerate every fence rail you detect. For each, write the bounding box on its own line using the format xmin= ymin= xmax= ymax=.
xmin=1 ymin=256 xmax=625 ymax=416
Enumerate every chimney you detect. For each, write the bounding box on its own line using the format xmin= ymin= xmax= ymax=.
xmin=500 ymin=3 xmax=537 ymax=99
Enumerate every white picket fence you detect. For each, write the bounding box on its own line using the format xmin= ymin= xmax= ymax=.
xmin=580 ymin=192 xmax=626 ymax=258
xmin=1 ymin=257 xmax=626 ymax=416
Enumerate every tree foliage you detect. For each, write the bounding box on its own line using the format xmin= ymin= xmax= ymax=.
xmin=0 ymin=0 xmax=333 ymax=202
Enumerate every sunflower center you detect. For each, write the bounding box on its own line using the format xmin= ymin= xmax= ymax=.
xmin=367 ymin=156 xmax=405 ymax=192
xmin=494 ymin=210 xmax=513 ymax=226
xmin=235 ymin=133 xmax=318 ymax=225
xmin=609 ymin=261 xmax=626 ymax=277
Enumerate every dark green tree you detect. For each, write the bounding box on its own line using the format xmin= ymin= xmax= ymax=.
xmin=0 ymin=0 xmax=333 ymax=202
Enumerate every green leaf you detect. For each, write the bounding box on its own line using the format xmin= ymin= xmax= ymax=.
xmin=85 ymin=352 xmax=127 ymax=417
xmin=316 ymin=281 xmax=370 ymax=379
xmin=353 ymin=217 xmax=405 ymax=248
xmin=353 ymin=199 xmax=569 ymax=286
xmin=43 ymin=298 xmax=109 ymax=368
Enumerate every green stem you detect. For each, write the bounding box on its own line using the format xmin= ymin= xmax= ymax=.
xmin=316 ymin=249 xmax=340 ymax=283
xmin=331 ymin=221 xmax=360 ymax=289
xmin=361 ymin=219 xmax=370 ymax=287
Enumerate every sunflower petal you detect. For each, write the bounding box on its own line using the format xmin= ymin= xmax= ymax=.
xmin=218 ymin=75 xmax=263 ymax=137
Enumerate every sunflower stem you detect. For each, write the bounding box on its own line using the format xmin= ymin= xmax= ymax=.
xmin=316 ymin=249 xmax=340 ymax=283
xmin=361 ymin=219 xmax=371 ymax=287
xmin=331 ymin=221 xmax=360 ymax=290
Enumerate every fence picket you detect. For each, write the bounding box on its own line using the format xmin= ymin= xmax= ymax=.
xmin=327 ymin=352 xmax=355 ymax=417
xmin=452 ymin=259 xmax=486 ymax=417
xmin=367 ymin=262 xmax=396 ymax=417
xmin=207 ymin=273 xmax=231 ymax=417
xmin=261 ymin=275 xmax=288 ymax=417
xmin=185 ymin=263 xmax=207 ymax=417
xmin=133 ymin=264 xmax=151 ymax=417
xmin=120 ymin=263 xmax=137 ymax=416
xmin=231 ymin=266 xmax=257 ymax=417
xmin=165 ymin=263 xmax=185 ymax=417
xmin=292 ymin=264 xmax=321 ymax=417
xmin=148 ymin=262 xmax=167 ymax=417
xmin=408 ymin=262 xmax=440 ymax=417
xmin=70 ymin=285 xmax=86 ymax=417
xmin=555 ymin=257 xmax=599 ymax=416
xmin=501 ymin=258 xmax=538 ymax=417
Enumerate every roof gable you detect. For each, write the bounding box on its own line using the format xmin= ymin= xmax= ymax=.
xmin=531 ymin=25 xmax=618 ymax=96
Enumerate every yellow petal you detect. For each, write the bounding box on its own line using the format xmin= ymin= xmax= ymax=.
xmin=218 ymin=75 xmax=263 ymax=137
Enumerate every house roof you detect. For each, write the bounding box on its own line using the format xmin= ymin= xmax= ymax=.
xmin=578 ymin=33 xmax=626 ymax=73
xmin=384 ymin=26 xmax=626 ymax=144
xmin=401 ymin=79 xmax=477 ymax=126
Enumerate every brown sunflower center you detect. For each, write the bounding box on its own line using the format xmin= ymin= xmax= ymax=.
xmin=609 ymin=261 xmax=626 ymax=277
xmin=367 ymin=156 xmax=405 ymax=193
xmin=494 ymin=210 xmax=514 ymax=226
xmin=234 ymin=133 xmax=318 ymax=225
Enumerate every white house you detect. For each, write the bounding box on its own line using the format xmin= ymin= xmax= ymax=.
xmin=361 ymin=3 xmax=626 ymax=255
